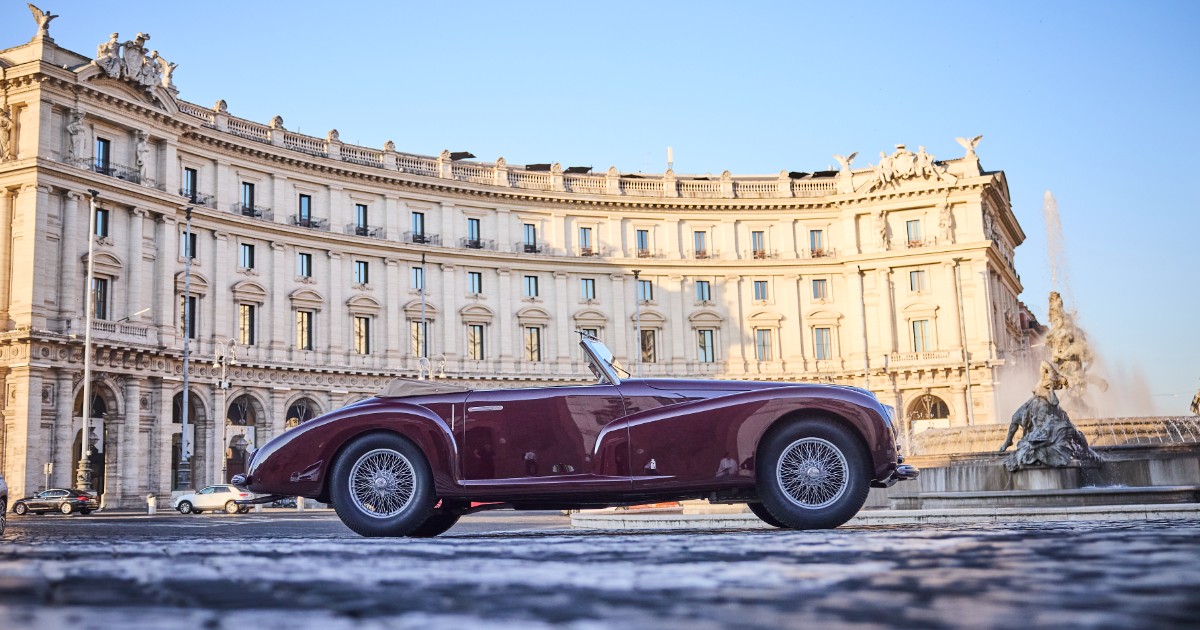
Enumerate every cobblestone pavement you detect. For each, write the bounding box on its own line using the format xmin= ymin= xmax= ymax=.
xmin=0 ymin=512 xmax=1197 ymax=629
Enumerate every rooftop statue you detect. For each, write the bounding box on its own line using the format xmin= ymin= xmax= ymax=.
xmin=956 ymin=134 xmax=983 ymax=160
xmin=27 ymin=4 xmax=58 ymax=39
xmin=999 ymin=360 xmax=1101 ymax=471
xmin=1191 ymin=387 xmax=1199 ymax=415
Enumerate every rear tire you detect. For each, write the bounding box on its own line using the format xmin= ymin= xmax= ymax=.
xmin=224 ymin=500 xmax=239 ymax=514
xmin=60 ymin=502 xmax=73 ymax=515
xmin=329 ymin=432 xmax=435 ymax=537
xmin=747 ymin=502 xmax=786 ymax=528
xmin=13 ymin=503 xmax=28 ymax=516
xmin=755 ymin=418 xmax=870 ymax=530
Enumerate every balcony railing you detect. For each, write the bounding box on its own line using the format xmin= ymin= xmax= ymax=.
xmin=459 ymin=237 xmax=496 ymax=250
xmin=345 ymin=223 xmax=384 ymax=239
xmin=404 ymin=232 xmax=440 ymax=246
xmin=888 ymin=350 xmax=954 ymax=366
xmin=636 ymin=248 xmax=664 ymax=258
xmin=906 ymin=240 xmax=928 ymax=249
xmin=179 ymin=189 xmax=216 ymax=209
xmin=751 ymin=249 xmax=779 ymax=260
xmin=804 ymin=248 xmax=837 ymax=259
xmin=291 ymin=215 xmax=328 ymax=231
xmin=57 ymin=153 xmax=164 ymax=190
xmin=514 ymin=242 xmax=544 ymax=254
xmin=690 ymin=249 xmax=720 ymax=260
xmin=578 ymin=247 xmax=601 ymax=257
xmin=232 ymin=203 xmax=273 ymax=221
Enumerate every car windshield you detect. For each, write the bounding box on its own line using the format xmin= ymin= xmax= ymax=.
xmin=578 ymin=333 xmax=629 ymax=385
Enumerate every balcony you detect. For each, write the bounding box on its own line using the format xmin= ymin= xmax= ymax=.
xmin=578 ymin=247 xmax=601 ymax=257
xmin=805 ymin=248 xmax=837 ymax=259
xmin=906 ymin=240 xmax=928 ymax=249
xmin=232 ymin=203 xmax=273 ymax=221
xmin=345 ymin=223 xmax=384 ymax=239
xmin=459 ymin=237 xmax=496 ymax=251
xmin=291 ymin=215 xmax=328 ymax=231
xmin=636 ymin=248 xmax=664 ymax=258
xmin=752 ymin=249 xmax=779 ymax=260
xmin=887 ymin=350 xmax=956 ymax=367
xmin=179 ymin=189 xmax=216 ymax=209
xmin=404 ymin=232 xmax=441 ymax=246
xmin=690 ymin=249 xmax=719 ymax=260
xmin=514 ymin=242 xmax=544 ymax=254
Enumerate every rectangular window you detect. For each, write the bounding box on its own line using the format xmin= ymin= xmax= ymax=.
xmin=181 ymin=294 xmax=197 ymax=339
xmin=298 ymin=194 xmax=312 ymax=224
xmin=239 ymin=243 xmax=255 ymax=269
xmin=523 ymin=275 xmax=539 ymax=298
xmin=297 ymin=252 xmax=312 ymax=278
xmin=582 ymin=327 xmax=599 ymax=340
xmin=410 ymin=320 xmax=427 ymax=358
xmin=523 ymin=223 xmax=537 ymax=252
xmin=355 ymin=204 xmax=368 ymax=229
xmin=92 ymin=277 xmax=109 ymax=320
xmin=181 ymin=231 xmax=198 ymax=260
xmin=906 ymin=219 xmax=922 ymax=244
xmin=183 ymin=167 xmax=198 ymax=201
xmin=809 ymin=229 xmax=825 ymax=254
xmin=467 ymin=271 xmax=482 ymax=294
xmin=910 ymin=270 xmax=928 ymax=292
xmin=354 ymin=316 xmax=371 ymax=354
xmin=412 ymin=211 xmax=425 ymax=235
xmin=354 ymin=260 xmax=369 ymax=285
xmin=697 ymin=329 xmax=715 ymax=363
xmin=467 ymin=324 xmax=485 ymax=360
xmin=751 ymin=230 xmax=766 ymax=258
xmin=238 ymin=304 xmax=256 ymax=345
xmin=636 ymin=229 xmax=650 ymax=255
xmin=579 ymin=226 xmax=593 ymax=253
xmin=755 ymin=329 xmax=773 ymax=361
xmin=753 ymin=280 xmax=769 ymax=301
xmin=637 ymin=279 xmax=653 ymax=302
xmin=467 ymin=217 xmax=481 ymax=241
xmin=95 ymin=138 xmax=111 ymax=172
xmin=693 ymin=231 xmax=708 ymax=257
xmin=912 ymin=319 xmax=931 ymax=352
xmin=814 ymin=327 xmax=832 ymax=360
xmin=296 ymin=310 xmax=314 ymax=351
xmin=412 ymin=266 xmax=424 ymax=290
xmin=581 ymin=277 xmax=596 ymax=300
xmin=94 ymin=207 xmax=110 ymax=238
xmin=241 ymin=182 xmax=256 ymax=211
xmin=640 ymin=329 xmax=657 ymax=363
xmin=524 ymin=327 xmax=542 ymax=361
xmin=696 ymin=280 xmax=711 ymax=302
xmin=812 ymin=278 xmax=828 ymax=300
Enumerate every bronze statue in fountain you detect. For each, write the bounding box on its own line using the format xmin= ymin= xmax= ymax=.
xmin=1000 ymin=360 xmax=1101 ymax=471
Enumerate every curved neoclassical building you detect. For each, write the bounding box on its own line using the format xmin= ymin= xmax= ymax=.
xmin=0 ymin=19 xmax=1035 ymax=505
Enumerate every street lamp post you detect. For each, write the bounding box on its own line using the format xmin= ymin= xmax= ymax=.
xmin=178 ymin=206 xmax=194 ymax=491
xmin=214 ymin=339 xmax=237 ymax=483
xmin=632 ymin=269 xmax=642 ymax=378
xmin=75 ymin=189 xmax=100 ymax=492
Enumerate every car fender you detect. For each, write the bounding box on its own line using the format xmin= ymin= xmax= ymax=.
xmin=607 ymin=385 xmax=897 ymax=490
xmin=246 ymin=398 xmax=459 ymax=500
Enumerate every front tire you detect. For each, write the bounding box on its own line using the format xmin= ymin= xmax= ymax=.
xmin=329 ymin=432 xmax=435 ymax=537
xmin=756 ymin=419 xmax=870 ymax=530
xmin=409 ymin=511 xmax=461 ymax=538
xmin=13 ymin=503 xmax=28 ymax=516
xmin=177 ymin=501 xmax=193 ymax=514
xmin=747 ymin=502 xmax=786 ymax=528
xmin=224 ymin=500 xmax=239 ymax=514
xmin=60 ymin=502 xmax=74 ymax=515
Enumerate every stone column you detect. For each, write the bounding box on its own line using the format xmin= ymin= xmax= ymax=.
xmin=385 ymin=196 xmax=401 ymax=241
xmin=441 ymin=264 xmax=458 ymax=359
xmin=156 ymin=378 xmax=175 ymax=495
xmin=0 ymin=189 xmax=12 ymax=326
xmin=5 ymin=367 xmax=44 ymax=500
xmin=669 ymin=275 xmax=685 ymax=370
xmin=327 ymin=252 xmax=344 ymax=362
xmin=58 ymin=192 xmax=83 ymax=330
xmin=126 ymin=208 xmax=148 ymax=320
xmin=328 ymin=185 xmax=343 ymax=232
xmin=496 ymin=208 xmax=511 ymax=252
xmin=212 ymin=231 xmax=231 ymax=345
xmin=384 ymin=259 xmax=402 ymax=362
xmin=496 ymin=268 xmax=513 ymax=370
xmin=215 ymin=158 xmax=233 ymax=209
xmin=553 ymin=271 xmax=569 ymax=361
xmin=724 ymin=275 xmax=746 ymax=372
xmin=610 ymin=273 xmax=627 ymax=364
xmin=7 ymin=185 xmax=51 ymax=330
xmin=780 ymin=274 xmax=803 ymax=369
xmin=155 ymin=214 xmax=178 ymax=348
xmin=272 ymin=174 xmax=289 ymax=224
xmin=943 ymin=261 xmax=964 ymax=352
xmin=440 ymin=203 xmax=455 ymax=247
xmin=119 ymin=377 xmax=145 ymax=504
xmin=53 ymin=369 xmax=75 ymax=488
xmin=270 ymin=242 xmax=288 ymax=359
xmin=879 ymin=268 xmax=897 ymax=354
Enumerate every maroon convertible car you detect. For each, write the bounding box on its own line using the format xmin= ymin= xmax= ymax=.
xmin=239 ymin=333 xmax=917 ymax=537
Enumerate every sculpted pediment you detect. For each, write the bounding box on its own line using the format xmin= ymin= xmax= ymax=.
xmin=76 ymin=31 xmax=180 ymax=113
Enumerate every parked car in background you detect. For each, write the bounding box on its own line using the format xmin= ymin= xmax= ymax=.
xmin=11 ymin=488 xmax=99 ymax=516
xmin=172 ymin=484 xmax=254 ymax=514
xmin=0 ymin=472 xmax=8 ymax=534
xmin=242 ymin=333 xmax=918 ymax=537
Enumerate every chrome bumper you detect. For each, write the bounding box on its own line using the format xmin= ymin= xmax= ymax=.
xmin=872 ymin=463 xmax=920 ymax=488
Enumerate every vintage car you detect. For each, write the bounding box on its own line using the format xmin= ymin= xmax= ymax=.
xmin=240 ymin=334 xmax=917 ymax=537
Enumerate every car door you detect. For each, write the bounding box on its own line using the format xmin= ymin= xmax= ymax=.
xmin=461 ymin=384 xmax=631 ymax=491
xmin=29 ymin=490 xmax=51 ymax=510
xmin=194 ymin=486 xmax=216 ymax=509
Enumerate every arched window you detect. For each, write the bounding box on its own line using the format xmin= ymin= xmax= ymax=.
xmin=907 ymin=393 xmax=950 ymax=420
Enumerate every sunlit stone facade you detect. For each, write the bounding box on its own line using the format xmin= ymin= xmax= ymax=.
xmin=0 ymin=23 xmax=1033 ymax=505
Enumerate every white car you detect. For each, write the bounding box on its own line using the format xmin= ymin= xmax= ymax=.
xmin=173 ymin=484 xmax=254 ymax=514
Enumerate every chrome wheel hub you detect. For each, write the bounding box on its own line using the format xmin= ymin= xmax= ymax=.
xmin=349 ymin=448 xmax=416 ymax=519
xmin=776 ymin=437 xmax=849 ymax=509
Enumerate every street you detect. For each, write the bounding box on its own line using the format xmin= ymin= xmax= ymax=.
xmin=1 ymin=511 xmax=1198 ymax=629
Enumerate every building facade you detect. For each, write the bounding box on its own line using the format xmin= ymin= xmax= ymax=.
xmin=0 ymin=19 xmax=1033 ymax=505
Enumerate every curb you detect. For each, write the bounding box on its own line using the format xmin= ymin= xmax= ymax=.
xmin=570 ymin=503 xmax=1200 ymax=530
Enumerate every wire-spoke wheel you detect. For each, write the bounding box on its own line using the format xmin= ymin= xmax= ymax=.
xmin=330 ymin=433 xmax=435 ymax=537
xmin=349 ymin=449 xmax=417 ymax=518
xmin=756 ymin=419 xmax=870 ymax=530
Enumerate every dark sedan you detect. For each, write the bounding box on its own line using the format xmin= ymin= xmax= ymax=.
xmin=11 ymin=488 xmax=99 ymax=515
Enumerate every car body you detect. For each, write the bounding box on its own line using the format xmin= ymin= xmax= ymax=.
xmin=172 ymin=484 xmax=254 ymax=514
xmin=11 ymin=488 xmax=99 ymax=516
xmin=243 ymin=334 xmax=917 ymax=537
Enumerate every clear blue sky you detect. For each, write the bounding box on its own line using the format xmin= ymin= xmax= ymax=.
xmin=4 ymin=1 xmax=1198 ymax=413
